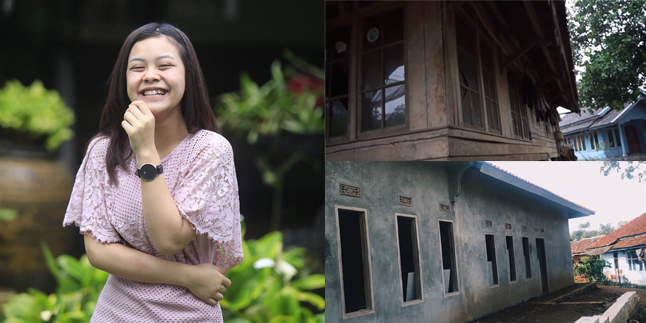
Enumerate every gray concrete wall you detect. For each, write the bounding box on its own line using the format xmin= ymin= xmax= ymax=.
xmin=325 ymin=161 xmax=575 ymax=323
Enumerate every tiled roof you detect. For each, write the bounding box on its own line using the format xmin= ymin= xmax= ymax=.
xmin=589 ymin=107 xmax=624 ymax=129
xmin=571 ymin=236 xmax=603 ymax=255
xmin=612 ymin=235 xmax=646 ymax=250
xmin=561 ymin=118 xmax=598 ymax=134
xmin=560 ymin=110 xmax=596 ymax=128
xmin=560 ymin=103 xmax=631 ymax=134
xmin=486 ymin=163 xmax=594 ymax=214
xmin=586 ymin=213 xmax=646 ymax=250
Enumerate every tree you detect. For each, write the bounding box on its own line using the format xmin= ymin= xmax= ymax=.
xmin=568 ymin=0 xmax=646 ymax=112
xmin=575 ymin=256 xmax=610 ymax=283
xmin=599 ymin=223 xmax=616 ymax=235
xmin=617 ymin=220 xmax=628 ymax=227
xmin=600 ymin=161 xmax=646 ymax=182
xmin=579 ymin=222 xmax=591 ymax=229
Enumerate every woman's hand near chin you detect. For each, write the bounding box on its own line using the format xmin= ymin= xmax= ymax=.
xmin=122 ymin=100 xmax=157 ymax=161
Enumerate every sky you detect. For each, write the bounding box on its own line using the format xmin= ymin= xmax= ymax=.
xmin=489 ymin=162 xmax=646 ymax=234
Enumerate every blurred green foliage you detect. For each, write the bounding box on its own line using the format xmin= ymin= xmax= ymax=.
xmin=0 ymin=80 xmax=75 ymax=152
xmin=1 ymin=229 xmax=324 ymax=323
xmin=1 ymin=243 xmax=108 ymax=323
xmin=220 ymin=228 xmax=325 ymax=323
xmin=215 ymin=51 xmax=324 ymax=144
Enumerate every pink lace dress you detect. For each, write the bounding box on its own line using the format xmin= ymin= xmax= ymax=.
xmin=63 ymin=130 xmax=243 ymax=322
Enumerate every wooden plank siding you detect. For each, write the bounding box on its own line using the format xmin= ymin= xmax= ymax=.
xmin=325 ymin=1 xmax=564 ymax=161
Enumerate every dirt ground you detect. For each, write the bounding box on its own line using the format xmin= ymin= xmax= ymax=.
xmin=472 ymin=284 xmax=646 ymax=323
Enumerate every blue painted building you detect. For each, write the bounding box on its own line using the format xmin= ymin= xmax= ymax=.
xmin=325 ymin=161 xmax=594 ymax=323
xmin=559 ymin=94 xmax=646 ymax=159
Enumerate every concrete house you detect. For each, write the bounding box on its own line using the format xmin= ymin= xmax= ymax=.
xmin=586 ymin=213 xmax=646 ymax=285
xmin=560 ymin=94 xmax=646 ymax=159
xmin=325 ymin=1 xmax=579 ymax=161
xmin=325 ymin=161 xmax=594 ymax=322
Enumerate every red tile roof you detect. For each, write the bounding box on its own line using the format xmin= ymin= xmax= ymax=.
xmin=586 ymin=213 xmax=646 ymax=250
xmin=571 ymin=236 xmax=603 ymax=255
xmin=612 ymin=235 xmax=646 ymax=250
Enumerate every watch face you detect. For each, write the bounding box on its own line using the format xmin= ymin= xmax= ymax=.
xmin=140 ymin=164 xmax=157 ymax=181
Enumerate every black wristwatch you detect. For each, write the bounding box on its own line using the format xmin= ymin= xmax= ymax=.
xmin=135 ymin=163 xmax=163 ymax=181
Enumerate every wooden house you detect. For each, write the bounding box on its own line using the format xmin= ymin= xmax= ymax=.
xmin=325 ymin=0 xmax=579 ymax=160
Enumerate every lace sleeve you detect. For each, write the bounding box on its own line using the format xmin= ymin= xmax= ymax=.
xmin=174 ymin=135 xmax=243 ymax=272
xmin=62 ymin=138 xmax=121 ymax=244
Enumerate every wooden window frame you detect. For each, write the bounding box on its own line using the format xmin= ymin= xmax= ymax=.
xmin=394 ymin=213 xmax=424 ymax=306
xmin=325 ymin=2 xmax=409 ymax=146
xmin=334 ymin=205 xmax=375 ymax=319
xmin=438 ymin=220 xmax=460 ymax=296
xmin=507 ymin=69 xmax=531 ymax=140
xmin=454 ymin=11 xmax=502 ymax=134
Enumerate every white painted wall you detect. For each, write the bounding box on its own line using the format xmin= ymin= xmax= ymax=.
xmin=601 ymin=251 xmax=646 ymax=285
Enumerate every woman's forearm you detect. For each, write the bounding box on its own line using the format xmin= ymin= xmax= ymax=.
xmin=84 ymin=234 xmax=190 ymax=287
xmin=137 ymin=150 xmax=196 ymax=255
xmin=85 ymin=234 xmax=231 ymax=305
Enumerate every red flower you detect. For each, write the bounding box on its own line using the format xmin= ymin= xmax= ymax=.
xmin=286 ymin=73 xmax=324 ymax=108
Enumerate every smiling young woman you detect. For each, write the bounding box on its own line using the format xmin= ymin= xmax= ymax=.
xmin=62 ymin=23 xmax=243 ymax=323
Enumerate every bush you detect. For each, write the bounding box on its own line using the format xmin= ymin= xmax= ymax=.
xmin=0 ymin=80 xmax=75 ymax=152
xmin=575 ymin=256 xmax=611 ymax=283
xmin=220 ymin=227 xmax=325 ymax=323
xmin=1 ymin=243 xmax=108 ymax=323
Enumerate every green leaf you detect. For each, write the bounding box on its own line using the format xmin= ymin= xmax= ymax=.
xmin=0 ymin=208 xmax=18 ymax=222
xmin=269 ymin=316 xmax=298 ymax=323
xmin=294 ymin=291 xmax=325 ymax=310
xmin=268 ymin=287 xmax=300 ymax=317
xmin=57 ymin=255 xmax=86 ymax=281
xmin=292 ymin=274 xmax=324 ymax=290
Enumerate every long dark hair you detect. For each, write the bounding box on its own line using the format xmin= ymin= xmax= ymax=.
xmin=90 ymin=22 xmax=219 ymax=185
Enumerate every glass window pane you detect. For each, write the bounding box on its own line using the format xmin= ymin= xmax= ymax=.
xmin=470 ymin=91 xmax=483 ymax=128
xmin=326 ymin=1 xmax=353 ymax=21
xmin=329 ymin=99 xmax=349 ymax=138
xmin=456 ymin=14 xmax=476 ymax=53
xmin=330 ymin=60 xmax=350 ymax=97
xmin=363 ymin=14 xmax=383 ymax=51
xmin=483 ymin=70 xmax=496 ymax=100
xmin=615 ymin=129 xmax=622 ymax=147
xmin=480 ymin=39 xmax=494 ymax=73
xmin=487 ymin=99 xmax=500 ymax=132
xmin=383 ymin=7 xmax=404 ymax=44
xmin=362 ymin=90 xmax=382 ymax=131
xmin=384 ymin=44 xmax=405 ymax=85
xmin=461 ymin=86 xmax=473 ymax=126
xmin=326 ymin=26 xmax=351 ymax=61
xmin=458 ymin=49 xmax=479 ymax=92
xmin=384 ymin=84 xmax=406 ymax=128
xmin=362 ymin=51 xmax=382 ymax=91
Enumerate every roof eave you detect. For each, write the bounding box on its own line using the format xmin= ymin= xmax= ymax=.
xmin=474 ymin=162 xmax=595 ymax=219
